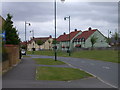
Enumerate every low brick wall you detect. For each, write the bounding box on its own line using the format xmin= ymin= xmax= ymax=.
xmin=2 ymin=60 xmax=9 ymax=71
xmin=2 ymin=45 xmax=20 ymax=71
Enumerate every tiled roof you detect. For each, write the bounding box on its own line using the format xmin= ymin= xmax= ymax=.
xmin=28 ymin=36 xmax=52 ymax=44
xmin=34 ymin=37 xmax=50 ymax=42
xmin=75 ymin=29 xmax=97 ymax=40
xmin=57 ymin=30 xmax=81 ymax=42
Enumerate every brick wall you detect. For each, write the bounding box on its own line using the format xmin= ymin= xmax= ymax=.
xmin=2 ymin=45 xmax=20 ymax=71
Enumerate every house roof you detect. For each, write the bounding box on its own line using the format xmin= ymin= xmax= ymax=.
xmin=28 ymin=35 xmax=52 ymax=44
xmin=57 ymin=30 xmax=81 ymax=42
xmin=75 ymin=29 xmax=97 ymax=40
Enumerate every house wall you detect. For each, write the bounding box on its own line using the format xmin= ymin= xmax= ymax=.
xmin=27 ymin=38 xmax=53 ymax=51
xmin=43 ymin=38 xmax=53 ymax=50
xmin=57 ymin=31 xmax=82 ymax=51
xmin=85 ymin=31 xmax=109 ymax=48
xmin=73 ymin=30 xmax=109 ymax=48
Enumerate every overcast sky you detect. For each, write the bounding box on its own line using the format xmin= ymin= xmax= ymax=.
xmin=1 ymin=1 xmax=118 ymax=41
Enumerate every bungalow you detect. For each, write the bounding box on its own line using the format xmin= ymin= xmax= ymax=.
xmin=73 ymin=27 xmax=109 ymax=48
xmin=56 ymin=29 xmax=82 ymax=50
xmin=27 ymin=35 xmax=53 ymax=51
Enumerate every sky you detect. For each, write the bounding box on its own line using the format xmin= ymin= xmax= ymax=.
xmin=1 ymin=1 xmax=118 ymax=41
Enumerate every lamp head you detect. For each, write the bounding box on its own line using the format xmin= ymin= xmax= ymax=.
xmin=64 ymin=17 xmax=66 ymax=20
xmin=29 ymin=23 xmax=31 ymax=26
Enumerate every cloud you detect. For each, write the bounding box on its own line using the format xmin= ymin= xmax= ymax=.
xmin=1 ymin=2 xmax=118 ymax=41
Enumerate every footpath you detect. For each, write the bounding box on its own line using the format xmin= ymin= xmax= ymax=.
xmin=2 ymin=56 xmax=113 ymax=88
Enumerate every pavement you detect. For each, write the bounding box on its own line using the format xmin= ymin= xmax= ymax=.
xmin=2 ymin=56 xmax=115 ymax=88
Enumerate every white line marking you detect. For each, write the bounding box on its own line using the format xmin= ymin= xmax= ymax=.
xmin=102 ymin=66 xmax=110 ymax=69
xmin=67 ymin=63 xmax=77 ymax=69
xmin=81 ymin=61 xmax=85 ymax=63
xmin=66 ymin=63 xmax=117 ymax=88
xmin=67 ymin=81 xmax=71 ymax=82
xmin=90 ymin=63 xmax=95 ymax=66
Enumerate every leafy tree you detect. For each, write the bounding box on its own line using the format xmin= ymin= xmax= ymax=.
xmin=21 ymin=44 xmax=26 ymax=49
xmin=36 ymin=40 xmax=44 ymax=50
xmin=3 ymin=13 xmax=20 ymax=45
xmin=90 ymin=35 xmax=98 ymax=48
xmin=52 ymin=40 xmax=59 ymax=44
xmin=113 ymin=32 xmax=119 ymax=49
xmin=48 ymin=40 xmax=51 ymax=50
xmin=113 ymin=32 xmax=119 ymax=44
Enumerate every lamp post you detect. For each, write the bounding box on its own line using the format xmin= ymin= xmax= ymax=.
xmin=64 ymin=16 xmax=71 ymax=56
xmin=30 ymin=30 xmax=34 ymax=54
xmin=30 ymin=30 xmax=34 ymax=38
xmin=25 ymin=21 xmax=31 ymax=52
xmin=54 ymin=0 xmax=65 ymax=61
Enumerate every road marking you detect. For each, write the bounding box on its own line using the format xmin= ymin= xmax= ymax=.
xmin=90 ymin=63 xmax=95 ymax=66
xmin=67 ymin=63 xmax=77 ymax=69
xmin=67 ymin=81 xmax=71 ymax=82
xmin=81 ymin=61 xmax=85 ymax=63
xmin=66 ymin=63 xmax=117 ymax=88
xmin=102 ymin=66 xmax=110 ymax=69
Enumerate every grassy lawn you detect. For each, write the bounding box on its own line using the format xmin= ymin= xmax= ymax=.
xmin=27 ymin=50 xmax=68 ymax=57
xmin=28 ymin=50 xmax=119 ymax=63
xmin=34 ymin=58 xmax=66 ymax=65
xmin=36 ymin=66 xmax=92 ymax=81
xmin=72 ymin=50 xmax=119 ymax=63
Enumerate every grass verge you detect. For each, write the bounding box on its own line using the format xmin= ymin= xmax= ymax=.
xmin=72 ymin=50 xmax=119 ymax=63
xmin=36 ymin=66 xmax=92 ymax=81
xmin=28 ymin=50 xmax=119 ymax=63
xmin=34 ymin=58 xmax=66 ymax=65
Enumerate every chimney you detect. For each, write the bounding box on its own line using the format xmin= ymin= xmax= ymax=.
xmin=74 ymin=29 xmax=77 ymax=31
xmin=63 ymin=32 xmax=66 ymax=35
xmin=49 ymin=35 xmax=52 ymax=38
xmin=88 ymin=27 xmax=92 ymax=31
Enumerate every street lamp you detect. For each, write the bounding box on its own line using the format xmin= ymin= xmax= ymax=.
xmin=54 ymin=0 xmax=65 ymax=61
xmin=64 ymin=16 xmax=71 ymax=56
xmin=30 ymin=30 xmax=34 ymax=38
xmin=25 ymin=21 xmax=31 ymax=51
xmin=30 ymin=30 xmax=34 ymax=54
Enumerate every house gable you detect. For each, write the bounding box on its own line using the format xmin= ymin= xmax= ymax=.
xmin=73 ymin=28 xmax=109 ymax=48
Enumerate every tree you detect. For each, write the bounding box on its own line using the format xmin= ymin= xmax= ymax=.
xmin=52 ymin=40 xmax=59 ymax=44
xmin=113 ymin=32 xmax=119 ymax=44
xmin=48 ymin=40 xmax=51 ymax=50
xmin=113 ymin=32 xmax=119 ymax=49
xmin=90 ymin=35 xmax=98 ymax=48
xmin=3 ymin=13 xmax=20 ymax=45
xmin=36 ymin=40 xmax=44 ymax=50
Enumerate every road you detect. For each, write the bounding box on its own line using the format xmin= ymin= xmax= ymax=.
xmin=31 ymin=55 xmax=119 ymax=88
xmin=2 ymin=56 xmax=113 ymax=88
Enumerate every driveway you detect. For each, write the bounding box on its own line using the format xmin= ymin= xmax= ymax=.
xmin=30 ymin=55 xmax=119 ymax=88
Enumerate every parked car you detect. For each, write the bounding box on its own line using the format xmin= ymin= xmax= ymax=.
xmin=21 ymin=49 xmax=26 ymax=55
